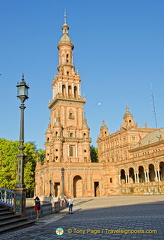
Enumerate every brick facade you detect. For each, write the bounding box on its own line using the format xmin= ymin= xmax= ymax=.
xmin=35 ymin=16 xmax=164 ymax=198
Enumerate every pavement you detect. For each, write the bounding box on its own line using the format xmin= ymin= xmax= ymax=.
xmin=1 ymin=195 xmax=164 ymax=240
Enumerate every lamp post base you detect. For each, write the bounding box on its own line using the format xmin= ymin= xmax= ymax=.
xmin=14 ymin=188 xmax=26 ymax=217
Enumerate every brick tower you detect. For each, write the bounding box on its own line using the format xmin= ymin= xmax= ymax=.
xmin=45 ymin=14 xmax=91 ymax=164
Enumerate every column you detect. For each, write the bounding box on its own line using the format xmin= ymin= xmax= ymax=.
xmin=134 ymin=173 xmax=137 ymax=183
xmin=72 ymin=83 xmax=74 ymax=95
xmin=59 ymin=82 xmax=62 ymax=93
xmin=136 ymin=172 xmax=139 ymax=183
xmin=57 ymin=82 xmax=59 ymax=94
xmin=144 ymin=171 xmax=147 ymax=182
xmin=76 ymin=145 xmax=78 ymax=157
xmin=155 ymin=169 xmax=158 ymax=182
xmin=157 ymin=169 xmax=161 ymax=181
xmin=147 ymin=171 xmax=150 ymax=182
xmin=66 ymin=82 xmax=68 ymax=94
xmin=67 ymin=145 xmax=69 ymax=157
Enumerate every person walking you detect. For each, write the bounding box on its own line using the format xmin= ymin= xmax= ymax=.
xmin=68 ymin=197 xmax=73 ymax=214
xmin=34 ymin=196 xmax=41 ymax=219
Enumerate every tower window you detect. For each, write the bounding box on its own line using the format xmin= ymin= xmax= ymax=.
xmin=70 ymin=133 xmax=73 ymax=138
xmin=67 ymin=71 xmax=69 ymax=75
xmin=84 ymin=149 xmax=86 ymax=153
xmin=69 ymin=112 xmax=74 ymax=119
xmin=110 ymin=178 xmax=112 ymax=183
xmin=69 ymin=146 xmax=73 ymax=156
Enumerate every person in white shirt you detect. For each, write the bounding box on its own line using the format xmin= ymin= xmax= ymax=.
xmin=68 ymin=197 xmax=73 ymax=214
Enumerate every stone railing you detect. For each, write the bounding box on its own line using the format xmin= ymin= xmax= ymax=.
xmin=0 ymin=188 xmax=14 ymax=210
xmin=26 ymin=199 xmax=68 ymax=219
xmin=0 ymin=189 xmax=68 ymax=218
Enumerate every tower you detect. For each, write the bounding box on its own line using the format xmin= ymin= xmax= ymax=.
xmin=122 ymin=106 xmax=136 ymax=129
xmin=45 ymin=14 xmax=91 ymax=164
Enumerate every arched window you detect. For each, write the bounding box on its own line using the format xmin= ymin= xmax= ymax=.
xmin=68 ymin=86 xmax=71 ymax=97
xmin=66 ymin=54 xmax=69 ymax=63
xmin=62 ymin=85 xmax=66 ymax=96
xmin=69 ymin=109 xmax=74 ymax=119
xmin=70 ymin=146 xmax=73 ymax=156
xmin=74 ymin=86 xmax=77 ymax=98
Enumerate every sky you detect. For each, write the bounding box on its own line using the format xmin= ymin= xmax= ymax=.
xmin=0 ymin=0 xmax=164 ymax=150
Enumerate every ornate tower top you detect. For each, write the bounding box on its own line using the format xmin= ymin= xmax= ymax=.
xmin=122 ymin=106 xmax=136 ymax=128
xmin=58 ymin=13 xmax=74 ymax=50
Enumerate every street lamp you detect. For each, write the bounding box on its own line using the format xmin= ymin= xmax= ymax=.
xmin=14 ymin=74 xmax=29 ymax=217
xmin=61 ymin=167 xmax=65 ymax=199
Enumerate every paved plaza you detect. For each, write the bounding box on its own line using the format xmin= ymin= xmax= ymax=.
xmin=1 ymin=195 xmax=164 ymax=240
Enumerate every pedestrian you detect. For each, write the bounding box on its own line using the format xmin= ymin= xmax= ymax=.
xmin=68 ymin=196 xmax=73 ymax=214
xmin=34 ymin=196 xmax=41 ymax=219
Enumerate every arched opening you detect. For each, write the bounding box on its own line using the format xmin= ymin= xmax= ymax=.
xmin=74 ymin=86 xmax=77 ymax=98
xmin=149 ymin=164 xmax=155 ymax=182
xmin=138 ymin=166 xmax=145 ymax=183
xmin=68 ymin=86 xmax=71 ymax=97
xmin=54 ymin=182 xmax=60 ymax=197
xmin=129 ymin=168 xmax=135 ymax=183
xmin=120 ymin=169 xmax=126 ymax=184
xmin=66 ymin=53 xmax=69 ymax=63
xmin=73 ymin=175 xmax=82 ymax=198
xmin=62 ymin=85 xmax=66 ymax=96
xmin=159 ymin=162 xmax=164 ymax=181
xmin=94 ymin=182 xmax=100 ymax=197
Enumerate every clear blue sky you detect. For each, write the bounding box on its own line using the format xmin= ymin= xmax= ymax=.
xmin=0 ymin=0 xmax=164 ymax=149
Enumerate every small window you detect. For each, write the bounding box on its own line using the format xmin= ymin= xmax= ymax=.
xmin=70 ymin=133 xmax=73 ymax=138
xmin=70 ymin=146 xmax=73 ymax=156
xmin=67 ymin=71 xmax=69 ymax=75
xmin=83 ymin=133 xmax=86 ymax=137
xmin=56 ymin=149 xmax=58 ymax=152
xmin=69 ymin=112 xmax=74 ymax=119
xmin=110 ymin=178 xmax=112 ymax=183
xmin=84 ymin=149 xmax=86 ymax=152
xmin=56 ymin=156 xmax=58 ymax=160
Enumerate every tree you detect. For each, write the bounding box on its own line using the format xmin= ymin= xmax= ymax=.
xmin=0 ymin=139 xmax=44 ymax=197
xmin=37 ymin=149 xmax=46 ymax=165
xmin=0 ymin=139 xmax=19 ymax=189
xmin=90 ymin=145 xmax=98 ymax=162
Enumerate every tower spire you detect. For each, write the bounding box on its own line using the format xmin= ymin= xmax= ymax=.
xmin=64 ymin=11 xmax=67 ymax=25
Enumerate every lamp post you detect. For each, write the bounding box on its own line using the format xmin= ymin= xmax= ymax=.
xmin=61 ymin=167 xmax=65 ymax=199
xmin=14 ymin=74 xmax=29 ymax=217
